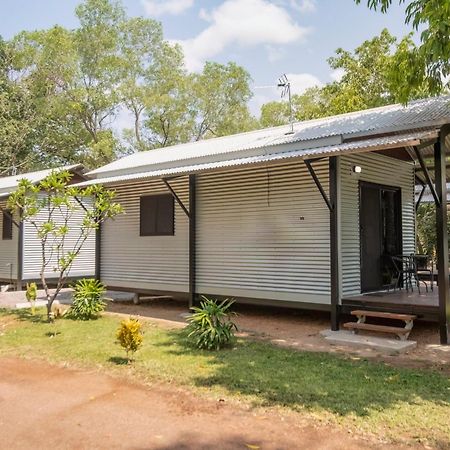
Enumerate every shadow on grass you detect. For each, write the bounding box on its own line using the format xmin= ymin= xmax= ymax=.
xmin=45 ymin=331 xmax=62 ymax=337
xmin=7 ymin=308 xmax=48 ymax=324
xmin=156 ymin=329 xmax=450 ymax=418
xmin=108 ymin=356 xmax=130 ymax=365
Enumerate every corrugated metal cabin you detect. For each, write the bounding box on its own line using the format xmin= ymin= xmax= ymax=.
xmin=0 ymin=165 xmax=96 ymax=289
xmin=82 ymin=96 xmax=450 ymax=344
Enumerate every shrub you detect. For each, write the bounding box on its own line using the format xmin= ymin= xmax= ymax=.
xmin=68 ymin=278 xmax=106 ymax=320
xmin=26 ymin=282 xmax=37 ymax=315
xmin=186 ymin=296 xmax=237 ymax=350
xmin=116 ymin=318 xmax=143 ymax=361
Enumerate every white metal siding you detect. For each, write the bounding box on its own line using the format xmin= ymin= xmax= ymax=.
xmin=196 ymin=161 xmax=331 ymax=304
xmin=100 ymin=178 xmax=189 ymax=292
xmin=0 ymin=200 xmax=18 ymax=281
xmin=340 ymin=153 xmax=415 ymax=296
xmin=21 ymin=196 xmax=96 ymax=281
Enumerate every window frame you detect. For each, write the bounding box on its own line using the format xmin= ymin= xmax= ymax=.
xmin=139 ymin=193 xmax=175 ymax=237
xmin=2 ymin=210 xmax=13 ymax=240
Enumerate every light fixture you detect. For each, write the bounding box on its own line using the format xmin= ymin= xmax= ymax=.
xmin=352 ymin=165 xmax=362 ymax=174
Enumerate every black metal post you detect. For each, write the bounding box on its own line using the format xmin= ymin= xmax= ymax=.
xmin=17 ymin=217 xmax=23 ymax=291
xmin=329 ymin=156 xmax=340 ymax=330
xmin=189 ymin=174 xmax=196 ymax=309
xmin=434 ymin=126 xmax=450 ymax=344
xmin=95 ymin=223 xmax=101 ymax=282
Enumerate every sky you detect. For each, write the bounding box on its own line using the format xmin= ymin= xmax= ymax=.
xmin=0 ymin=0 xmax=414 ymax=115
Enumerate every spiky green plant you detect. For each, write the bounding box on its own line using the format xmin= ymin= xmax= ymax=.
xmin=68 ymin=278 xmax=106 ymax=320
xmin=186 ymin=296 xmax=237 ymax=350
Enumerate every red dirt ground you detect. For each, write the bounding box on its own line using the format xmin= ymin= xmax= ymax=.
xmin=0 ymin=357 xmax=412 ymax=450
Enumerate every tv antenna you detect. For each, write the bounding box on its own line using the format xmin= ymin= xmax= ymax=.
xmin=277 ymin=74 xmax=294 ymax=134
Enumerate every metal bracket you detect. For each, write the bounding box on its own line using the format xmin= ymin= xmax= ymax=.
xmin=415 ymin=174 xmax=426 ymax=212
xmin=413 ymin=146 xmax=440 ymax=207
xmin=304 ymin=160 xmax=333 ymax=211
xmin=162 ymin=178 xmax=190 ymax=218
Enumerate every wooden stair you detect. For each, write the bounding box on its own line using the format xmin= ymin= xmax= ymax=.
xmin=343 ymin=310 xmax=417 ymax=341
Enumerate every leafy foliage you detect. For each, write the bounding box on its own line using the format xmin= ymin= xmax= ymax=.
xmin=25 ymin=282 xmax=38 ymax=315
xmin=186 ymin=296 xmax=238 ymax=351
xmin=355 ymin=0 xmax=450 ymax=101
xmin=416 ymin=203 xmax=450 ymax=260
xmin=7 ymin=170 xmax=123 ymax=320
xmin=116 ymin=317 xmax=143 ymax=360
xmin=0 ymin=0 xmax=256 ymax=171
xmin=260 ymin=29 xmax=435 ymax=127
xmin=68 ymin=278 xmax=107 ymax=320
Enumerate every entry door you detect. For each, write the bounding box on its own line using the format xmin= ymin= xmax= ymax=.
xmin=360 ymin=182 xmax=402 ymax=293
xmin=360 ymin=184 xmax=383 ymax=292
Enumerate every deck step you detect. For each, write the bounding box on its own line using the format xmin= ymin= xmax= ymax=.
xmin=350 ymin=310 xmax=416 ymax=321
xmin=343 ymin=322 xmax=410 ymax=335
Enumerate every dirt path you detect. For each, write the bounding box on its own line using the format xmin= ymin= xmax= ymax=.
xmin=0 ymin=357 xmax=407 ymax=450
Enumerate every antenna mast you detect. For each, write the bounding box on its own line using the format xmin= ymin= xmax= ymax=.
xmin=277 ymin=74 xmax=294 ymax=134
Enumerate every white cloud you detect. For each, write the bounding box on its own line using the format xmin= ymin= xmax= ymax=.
xmin=141 ymin=0 xmax=194 ymax=17
xmin=265 ymin=45 xmax=286 ymax=63
xmin=177 ymin=0 xmax=309 ymax=71
xmin=285 ymin=72 xmax=322 ymax=95
xmin=330 ymin=68 xmax=345 ymax=82
xmin=290 ymin=0 xmax=316 ymax=13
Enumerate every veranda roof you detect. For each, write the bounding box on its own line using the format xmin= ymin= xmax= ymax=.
xmin=0 ymin=164 xmax=83 ymax=198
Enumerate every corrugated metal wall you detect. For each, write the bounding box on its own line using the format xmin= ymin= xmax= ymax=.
xmin=100 ymin=177 xmax=189 ymax=292
xmin=340 ymin=152 xmax=415 ymax=297
xmin=196 ymin=161 xmax=331 ymax=304
xmin=22 ymin=196 xmax=96 ymax=280
xmin=0 ymin=200 xmax=18 ymax=282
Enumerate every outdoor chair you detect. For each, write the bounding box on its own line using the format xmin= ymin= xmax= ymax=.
xmin=391 ymin=255 xmax=417 ymax=292
xmin=414 ymin=254 xmax=433 ymax=292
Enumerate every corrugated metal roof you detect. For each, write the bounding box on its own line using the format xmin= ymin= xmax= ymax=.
xmin=77 ymin=131 xmax=434 ymax=187
xmin=0 ymin=164 xmax=83 ymax=197
xmin=88 ymin=95 xmax=450 ymax=179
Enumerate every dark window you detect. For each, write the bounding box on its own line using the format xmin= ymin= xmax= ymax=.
xmin=2 ymin=210 xmax=13 ymax=240
xmin=140 ymin=194 xmax=174 ymax=236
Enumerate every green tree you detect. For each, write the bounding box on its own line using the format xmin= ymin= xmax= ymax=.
xmin=191 ymin=62 xmax=255 ymax=140
xmin=2 ymin=0 xmax=258 ymax=164
xmin=355 ymin=0 xmax=450 ymax=101
xmin=260 ymin=29 xmax=431 ymax=127
xmin=0 ymin=38 xmax=40 ymax=174
xmin=416 ymin=203 xmax=450 ymax=260
xmin=9 ymin=27 xmax=90 ymax=168
xmin=7 ymin=170 xmax=123 ymax=321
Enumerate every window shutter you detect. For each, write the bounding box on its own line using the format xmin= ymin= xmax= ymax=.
xmin=140 ymin=196 xmax=157 ymax=235
xmin=140 ymin=194 xmax=174 ymax=236
xmin=156 ymin=195 xmax=174 ymax=235
xmin=2 ymin=211 xmax=13 ymax=240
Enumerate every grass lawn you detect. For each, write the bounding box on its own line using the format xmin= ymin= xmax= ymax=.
xmin=1 ymin=308 xmax=449 ymax=447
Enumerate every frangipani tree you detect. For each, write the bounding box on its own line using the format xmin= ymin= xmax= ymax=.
xmin=7 ymin=170 xmax=122 ymax=320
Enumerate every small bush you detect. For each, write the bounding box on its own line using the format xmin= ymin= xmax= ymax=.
xmin=26 ymin=282 xmax=37 ymax=315
xmin=116 ymin=318 xmax=143 ymax=361
xmin=186 ymin=296 xmax=237 ymax=350
xmin=68 ymin=278 xmax=106 ymax=320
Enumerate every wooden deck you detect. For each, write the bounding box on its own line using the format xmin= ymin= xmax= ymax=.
xmin=342 ymin=285 xmax=439 ymax=320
